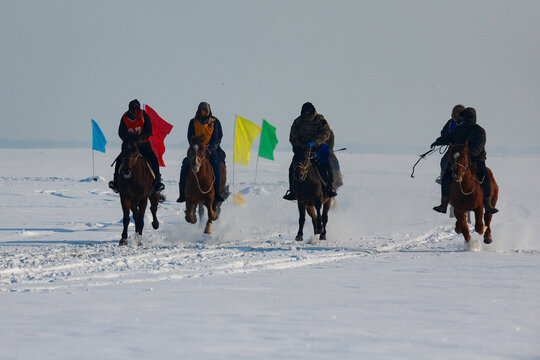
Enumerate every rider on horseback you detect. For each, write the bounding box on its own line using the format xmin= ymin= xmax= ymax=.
xmin=283 ymin=102 xmax=338 ymax=201
xmin=432 ymin=104 xmax=465 ymax=184
xmin=109 ymin=99 xmax=164 ymax=193
xmin=176 ymin=102 xmax=225 ymax=203
xmin=431 ymin=107 xmax=499 ymax=214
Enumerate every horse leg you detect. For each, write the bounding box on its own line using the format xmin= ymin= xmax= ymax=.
xmin=204 ymin=198 xmax=214 ymax=234
xmin=314 ymin=201 xmax=323 ymax=235
xmin=455 ymin=210 xmax=470 ymax=242
xmin=120 ymin=198 xmax=131 ymax=246
xmin=185 ymin=200 xmax=197 ymax=224
xmin=150 ymin=194 xmax=159 ymax=230
xmin=133 ymin=202 xmax=146 ymax=246
xmin=474 ymin=207 xmax=485 ymax=235
xmin=296 ymin=201 xmax=306 ymax=241
xmin=319 ymin=199 xmax=331 ymax=241
xmin=307 ymin=206 xmax=318 ymax=237
xmin=206 ymin=196 xmax=217 ymax=221
xmin=484 ymin=184 xmax=498 ymax=244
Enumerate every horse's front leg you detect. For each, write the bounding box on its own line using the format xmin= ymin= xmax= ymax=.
xmin=455 ymin=210 xmax=470 ymax=241
xmin=185 ymin=200 xmax=197 ymax=224
xmin=474 ymin=207 xmax=485 ymax=235
xmin=314 ymin=201 xmax=322 ymax=235
xmin=296 ymin=201 xmax=306 ymax=241
xmin=120 ymin=198 xmax=131 ymax=246
xmin=206 ymin=196 xmax=217 ymax=221
xmin=150 ymin=194 xmax=159 ymax=230
xmin=319 ymin=200 xmax=331 ymax=241
xmin=204 ymin=197 xmax=214 ymax=234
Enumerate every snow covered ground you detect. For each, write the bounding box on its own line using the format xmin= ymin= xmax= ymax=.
xmin=1 ymin=148 xmax=539 ymax=359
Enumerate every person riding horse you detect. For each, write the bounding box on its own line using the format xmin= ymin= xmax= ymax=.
xmin=431 ymin=107 xmax=499 ymax=214
xmin=432 ymin=104 xmax=465 ymax=184
xmin=177 ymin=102 xmax=225 ymax=203
xmin=109 ymin=99 xmax=164 ymax=193
xmin=283 ymin=102 xmax=338 ymax=201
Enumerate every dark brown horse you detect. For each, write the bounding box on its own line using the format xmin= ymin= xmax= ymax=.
xmin=293 ymin=147 xmax=332 ymax=241
xmin=448 ymin=142 xmax=498 ymax=244
xmin=117 ymin=139 xmax=160 ymax=246
xmin=184 ymin=135 xmax=226 ymax=234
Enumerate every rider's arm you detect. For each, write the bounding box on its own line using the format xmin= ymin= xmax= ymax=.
xmin=289 ymin=118 xmax=303 ymax=147
xmin=187 ymin=119 xmax=195 ymax=143
xmin=468 ymin=127 xmax=486 ymax=159
xmin=118 ymin=118 xmax=128 ymax=141
xmin=141 ymin=111 xmax=153 ymax=142
xmin=312 ymin=118 xmax=331 ymax=147
xmin=209 ymin=118 xmax=223 ymax=149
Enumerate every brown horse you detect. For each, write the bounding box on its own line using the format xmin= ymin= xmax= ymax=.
xmin=184 ymin=135 xmax=227 ymax=234
xmin=293 ymin=147 xmax=332 ymax=241
xmin=448 ymin=142 xmax=498 ymax=244
xmin=117 ymin=139 xmax=160 ymax=246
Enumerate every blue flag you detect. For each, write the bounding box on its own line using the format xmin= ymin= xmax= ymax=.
xmin=91 ymin=119 xmax=107 ymax=153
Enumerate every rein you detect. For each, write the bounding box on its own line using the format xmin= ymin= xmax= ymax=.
xmin=452 ymin=155 xmax=485 ymax=196
xmin=190 ymin=150 xmax=215 ymax=194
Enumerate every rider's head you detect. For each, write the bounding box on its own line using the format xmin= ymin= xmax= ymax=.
xmin=451 ymin=104 xmax=465 ymax=121
xmin=128 ymin=99 xmax=141 ymax=115
xmin=197 ymin=102 xmax=212 ymax=120
xmin=459 ymin=107 xmax=477 ymax=124
xmin=301 ymin=102 xmax=316 ymax=117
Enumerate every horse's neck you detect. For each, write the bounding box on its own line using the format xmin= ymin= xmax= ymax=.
xmin=458 ymin=169 xmax=475 ymax=191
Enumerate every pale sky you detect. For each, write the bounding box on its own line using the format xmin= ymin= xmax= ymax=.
xmin=1 ymin=0 xmax=539 ymax=153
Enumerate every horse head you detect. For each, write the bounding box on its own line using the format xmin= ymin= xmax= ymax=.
xmin=188 ymin=135 xmax=208 ymax=173
xmin=449 ymin=141 xmax=470 ymax=183
xmin=120 ymin=137 xmax=141 ymax=179
xmin=293 ymin=146 xmax=315 ymax=182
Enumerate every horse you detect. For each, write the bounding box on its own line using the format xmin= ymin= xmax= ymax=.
xmin=117 ymin=138 xmax=160 ymax=246
xmin=184 ymin=135 xmax=227 ymax=234
xmin=293 ymin=146 xmax=332 ymax=241
xmin=448 ymin=142 xmax=498 ymax=244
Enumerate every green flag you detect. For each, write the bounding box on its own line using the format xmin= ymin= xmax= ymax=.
xmin=258 ymin=119 xmax=278 ymax=160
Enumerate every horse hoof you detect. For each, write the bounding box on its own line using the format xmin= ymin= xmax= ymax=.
xmin=484 ymin=236 xmax=492 ymax=244
xmin=295 ymin=235 xmax=303 ymax=241
xmin=152 ymin=221 xmax=159 ymax=230
xmin=319 ymin=234 xmax=326 ymax=241
xmin=204 ymin=228 xmax=212 ymax=234
xmin=119 ymin=239 xmax=128 ymax=246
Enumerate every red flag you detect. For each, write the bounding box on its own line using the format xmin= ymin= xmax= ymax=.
xmin=144 ymin=104 xmax=173 ymax=167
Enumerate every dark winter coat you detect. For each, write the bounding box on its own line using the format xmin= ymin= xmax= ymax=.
xmin=433 ymin=108 xmax=487 ymax=162
xmin=118 ymin=110 xmax=153 ymax=142
xmin=289 ymin=112 xmax=332 ymax=152
xmin=187 ymin=102 xmax=223 ymax=152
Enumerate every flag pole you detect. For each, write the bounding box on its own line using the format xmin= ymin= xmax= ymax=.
xmin=254 ymin=126 xmax=262 ymax=184
xmin=232 ymin=114 xmax=236 ymax=193
xmin=92 ymin=150 xmax=95 ymax=180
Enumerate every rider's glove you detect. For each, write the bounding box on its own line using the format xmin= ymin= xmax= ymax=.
xmin=430 ymin=142 xmax=437 ymax=149
xmin=307 ymin=141 xmax=316 ymax=148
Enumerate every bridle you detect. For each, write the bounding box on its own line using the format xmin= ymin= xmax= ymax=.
xmin=119 ymin=144 xmax=141 ymax=179
xmin=188 ymin=144 xmax=215 ymax=194
xmin=451 ymin=150 xmax=484 ymax=196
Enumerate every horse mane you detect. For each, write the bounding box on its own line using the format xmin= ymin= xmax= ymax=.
xmin=189 ymin=134 xmax=207 ymax=148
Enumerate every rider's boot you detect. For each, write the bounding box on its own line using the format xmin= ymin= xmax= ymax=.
xmin=326 ymin=186 xmax=337 ymax=198
xmin=108 ymin=173 xmax=119 ymax=193
xmin=153 ymin=176 xmax=165 ymax=192
xmin=176 ymin=182 xmax=185 ymax=203
xmin=484 ymin=197 xmax=499 ymax=214
xmin=283 ymin=166 xmax=296 ymax=200
xmin=433 ymin=196 xmax=449 ymax=213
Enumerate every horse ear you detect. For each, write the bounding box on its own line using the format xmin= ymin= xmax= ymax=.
xmin=465 ymin=140 xmax=468 ymax=147
xmin=448 ymin=143 xmax=453 ymax=149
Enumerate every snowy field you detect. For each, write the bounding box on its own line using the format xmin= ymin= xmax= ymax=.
xmin=1 ymin=148 xmax=539 ymax=359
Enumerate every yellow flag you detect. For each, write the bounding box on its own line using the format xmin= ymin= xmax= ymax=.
xmin=234 ymin=115 xmax=261 ymax=166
